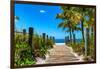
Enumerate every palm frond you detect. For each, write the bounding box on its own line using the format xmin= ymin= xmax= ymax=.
xmin=15 ymin=16 xmax=19 ymax=20
xmin=58 ymin=20 xmax=71 ymax=31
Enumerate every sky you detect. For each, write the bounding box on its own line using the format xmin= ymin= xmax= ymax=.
xmin=15 ymin=4 xmax=82 ymax=39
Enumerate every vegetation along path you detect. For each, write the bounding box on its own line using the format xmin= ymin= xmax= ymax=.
xmin=45 ymin=44 xmax=83 ymax=64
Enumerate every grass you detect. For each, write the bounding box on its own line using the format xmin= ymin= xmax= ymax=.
xmin=66 ymin=40 xmax=95 ymax=61
xmin=66 ymin=41 xmax=84 ymax=56
xmin=14 ymin=32 xmax=54 ymax=66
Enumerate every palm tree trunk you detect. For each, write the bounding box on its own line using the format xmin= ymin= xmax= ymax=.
xmin=89 ymin=27 xmax=92 ymax=39
xmin=84 ymin=27 xmax=90 ymax=56
xmin=92 ymin=26 xmax=95 ymax=45
xmin=81 ymin=20 xmax=85 ymax=42
xmin=84 ymin=28 xmax=87 ymax=57
xmin=87 ymin=28 xmax=90 ymax=56
xmin=89 ymin=26 xmax=92 ymax=55
xmin=71 ymin=29 xmax=74 ymax=44
xmin=73 ymin=33 xmax=76 ymax=44
xmin=69 ymin=28 xmax=72 ymax=44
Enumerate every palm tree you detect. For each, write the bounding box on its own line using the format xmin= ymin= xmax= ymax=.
xmin=57 ymin=19 xmax=73 ymax=43
xmin=14 ymin=16 xmax=19 ymax=32
xmin=56 ymin=6 xmax=95 ymax=58
xmin=82 ymin=8 xmax=95 ymax=56
xmin=56 ymin=6 xmax=82 ymax=44
xmin=15 ymin=16 xmax=19 ymax=22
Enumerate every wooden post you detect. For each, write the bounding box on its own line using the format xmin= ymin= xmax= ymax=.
xmin=28 ymin=27 xmax=35 ymax=59
xmin=28 ymin=27 xmax=33 ymax=49
xmin=28 ymin=27 xmax=33 ymax=47
xmin=23 ymin=29 xmax=26 ymax=36
xmin=23 ymin=29 xmax=26 ymax=41
xmin=47 ymin=35 xmax=48 ymax=41
xmin=50 ymin=36 xmax=52 ymax=41
xmin=42 ymin=33 xmax=46 ymax=44
xmin=42 ymin=33 xmax=46 ymax=49
xmin=49 ymin=36 xmax=52 ymax=42
xmin=46 ymin=35 xmax=48 ymax=46
xmin=52 ymin=36 xmax=55 ymax=44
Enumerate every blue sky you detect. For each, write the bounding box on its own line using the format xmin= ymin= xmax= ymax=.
xmin=15 ymin=4 xmax=82 ymax=39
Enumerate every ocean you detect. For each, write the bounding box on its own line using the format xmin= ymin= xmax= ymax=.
xmin=55 ymin=39 xmax=82 ymax=43
xmin=55 ymin=39 xmax=65 ymax=43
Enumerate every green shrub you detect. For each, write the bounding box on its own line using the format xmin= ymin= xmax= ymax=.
xmin=14 ymin=33 xmax=36 ymax=66
xmin=14 ymin=32 xmax=54 ymax=66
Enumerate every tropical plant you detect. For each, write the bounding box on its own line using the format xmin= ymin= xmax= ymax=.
xmin=56 ymin=6 xmax=82 ymax=44
xmin=56 ymin=6 xmax=95 ymax=60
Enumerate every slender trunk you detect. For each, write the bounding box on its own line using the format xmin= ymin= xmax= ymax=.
xmin=81 ymin=20 xmax=85 ymax=42
xmin=71 ymin=29 xmax=74 ymax=44
xmin=73 ymin=33 xmax=76 ymax=44
xmin=65 ymin=36 xmax=67 ymax=44
xmin=89 ymin=27 xmax=92 ymax=39
xmin=84 ymin=28 xmax=87 ymax=57
xmin=92 ymin=26 xmax=95 ymax=45
xmin=84 ymin=27 xmax=90 ymax=56
xmin=89 ymin=26 xmax=92 ymax=55
xmin=87 ymin=28 xmax=90 ymax=56
xmin=69 ymin=28 xmax=72 ymax=44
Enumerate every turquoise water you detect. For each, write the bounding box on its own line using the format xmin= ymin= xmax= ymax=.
xmin=55 ymin=39 xmax=82 ymax=43
xmin=55 ymin=39 xmax=65 ymax=43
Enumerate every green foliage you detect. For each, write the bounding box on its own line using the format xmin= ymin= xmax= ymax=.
xmin=14 ymin=31 xmax=54 ymax=66
xmin=67 ymin=42 xmax=84 ymax=55
xmin=15 ymin=16 xmax=19 ymax=20
xmin=14 ymin=33 xmax=36 ymax=66
xmin=56 ymin=6 xmax=95 ymax=61
xmin=46 ymin=39 xmax=54 ymax=48
xmin=33 ymin=34 xmax=53 ymax=58
xmin=67 ymin=40 xmax=95 ymax=61
xmin=15 ymin=49 xmax=36 ymax=66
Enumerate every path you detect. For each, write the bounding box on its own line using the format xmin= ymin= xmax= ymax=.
xmin=45 ymin=44 xmax=83 ymax=64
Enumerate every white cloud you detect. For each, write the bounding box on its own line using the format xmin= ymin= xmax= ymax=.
xmin=40 ymin=10 xmax=46 ymax=13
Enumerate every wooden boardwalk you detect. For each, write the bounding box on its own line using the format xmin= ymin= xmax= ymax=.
xmin=46 ymin=44 xmax=80 ymax=64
